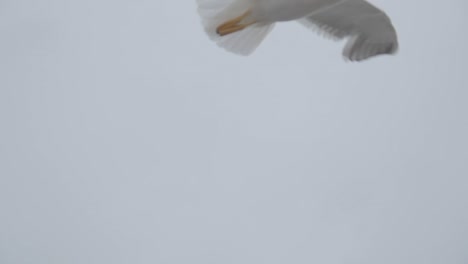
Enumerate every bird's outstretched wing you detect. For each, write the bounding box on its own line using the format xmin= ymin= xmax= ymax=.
xmin=299 ymin=0 xmax=398 ymax=61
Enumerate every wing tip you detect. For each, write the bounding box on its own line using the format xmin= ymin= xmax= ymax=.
xmin=343 ymin=35 xmax=399 ymax=62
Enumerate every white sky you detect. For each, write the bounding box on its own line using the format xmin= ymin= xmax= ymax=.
xmin=1 ymin=0 xmax=467 ymax=263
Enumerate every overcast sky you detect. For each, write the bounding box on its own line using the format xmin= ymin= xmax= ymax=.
xmin=1 ymin=0 xmax=467 ymax=263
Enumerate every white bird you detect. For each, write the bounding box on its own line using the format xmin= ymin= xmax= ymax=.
xmin=197 ymin=0 xmax=398 ymax=61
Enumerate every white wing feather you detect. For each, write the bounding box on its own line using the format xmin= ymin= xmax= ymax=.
xmin=299 ymin=0 xmax=398 ymax=61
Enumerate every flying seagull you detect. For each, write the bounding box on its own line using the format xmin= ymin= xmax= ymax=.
xmin=197 ymin=0 xmax=398 ymax=61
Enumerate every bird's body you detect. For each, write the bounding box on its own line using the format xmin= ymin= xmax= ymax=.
xmin=252 ymin=0 xmax=343 ymax=22
xmin=197 ymin=0 xmax=398 ymax=61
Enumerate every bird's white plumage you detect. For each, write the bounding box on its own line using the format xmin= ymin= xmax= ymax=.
xmin=197 ymin=0 xmax=398 ymax=61
xmin=197 ymin=0 xmax=275 ymax=55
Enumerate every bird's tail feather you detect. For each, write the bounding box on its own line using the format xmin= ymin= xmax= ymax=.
xmin=196 ymin=0 xmax=274 ymax=55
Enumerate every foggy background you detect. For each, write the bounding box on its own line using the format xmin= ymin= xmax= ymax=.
xmin=1 ymin=0 xmax=467 ymax=263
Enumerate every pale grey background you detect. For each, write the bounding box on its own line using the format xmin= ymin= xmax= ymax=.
xmin=0 ymin=0 xmax=467 ymax=263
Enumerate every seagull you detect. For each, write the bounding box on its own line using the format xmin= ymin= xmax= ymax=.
xmin=197 ymin=0 xmax=398 ymax=61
